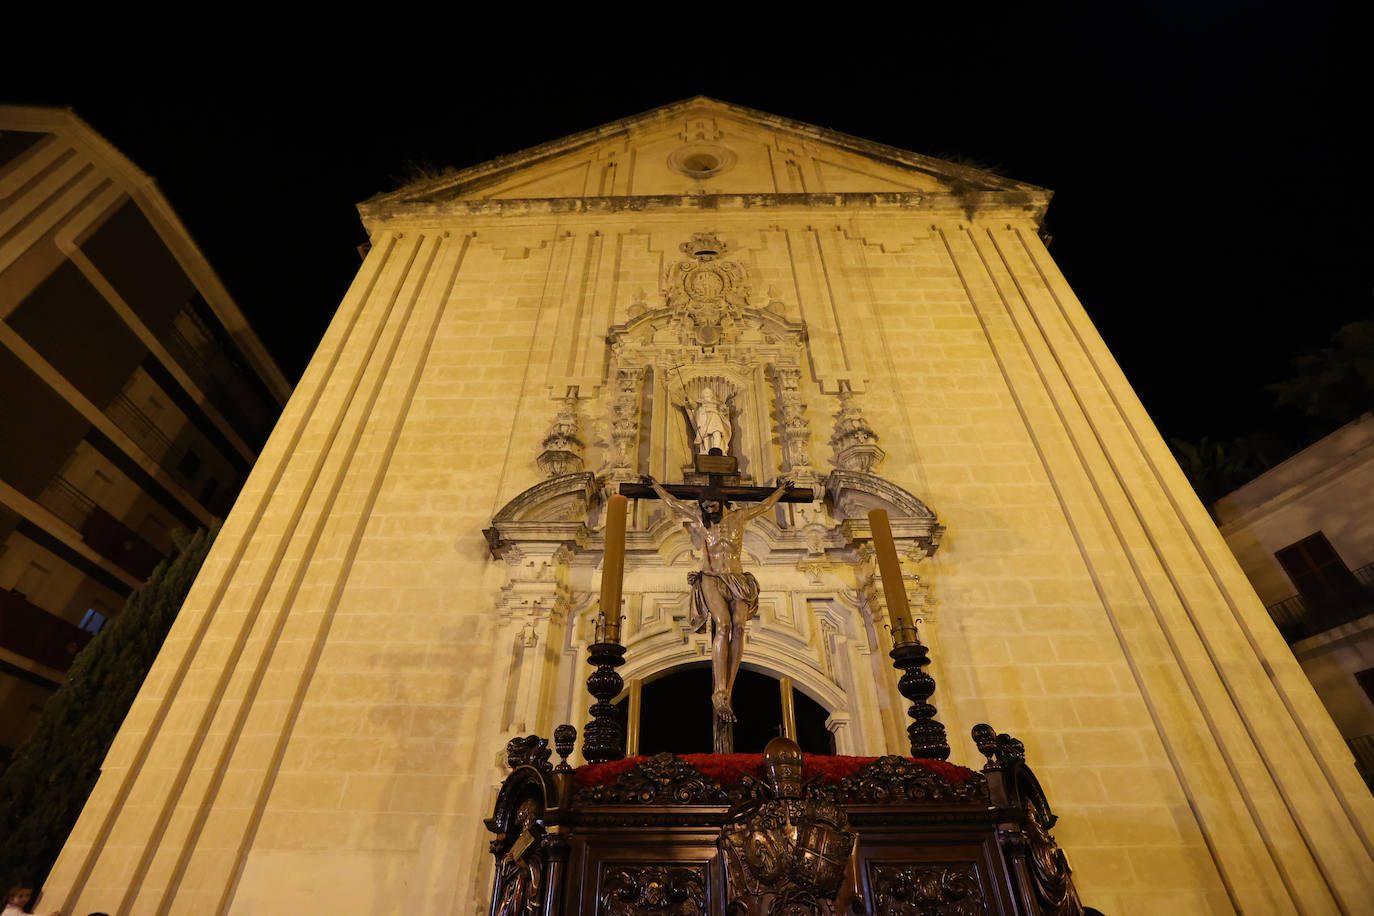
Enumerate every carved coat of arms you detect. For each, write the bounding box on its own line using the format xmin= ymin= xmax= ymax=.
xmin=663 ymin=232 xmax=752 ymax=347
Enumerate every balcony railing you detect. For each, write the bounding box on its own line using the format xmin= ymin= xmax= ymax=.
xmin=0 ymin=589 xmax=93 ymax=672
xmin=159 ymin=310 xmax=274 ymax=444
xmin=35 ymin=476 xmax=95 ymax=532
xmin=33 ymin=476 xmax=166 ymax=579
xmin=105 ymin=392 xmax=175 ymax=465
xmin=1266 ymin=564 xmax=1374 ymax=642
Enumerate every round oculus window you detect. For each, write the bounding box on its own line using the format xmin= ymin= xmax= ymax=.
xmin=669 ymin=143 xmax=737 ymax=180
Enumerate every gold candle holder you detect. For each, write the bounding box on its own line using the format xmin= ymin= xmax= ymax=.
xmin=890 ymin=621 xmax=921 ymax=648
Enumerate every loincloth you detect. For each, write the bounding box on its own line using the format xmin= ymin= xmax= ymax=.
xmin=687 ymin=570 xmax=760 ymax=634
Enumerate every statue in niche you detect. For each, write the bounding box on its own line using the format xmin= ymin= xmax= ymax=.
xmin=639 ymin=474 xmax=794 ymax=723
xmin=686 ymin=387 xmax=732 ymax=456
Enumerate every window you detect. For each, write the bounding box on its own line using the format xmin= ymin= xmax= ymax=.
xmin=624 ymin=666 xmax=834 ymax=755
xmin=199 ymin=475 xmax=220 ymax=508
xmin=79 ymin=607 xmax=108 ymax=634
xmin=177 ymin=448 xmax=202 ymax=479
xmin=1275 ymin=532 xmax=1360 ymax=605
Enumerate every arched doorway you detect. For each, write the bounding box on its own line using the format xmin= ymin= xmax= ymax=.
xmin=617 ymin=665 xmax=836 ymax=755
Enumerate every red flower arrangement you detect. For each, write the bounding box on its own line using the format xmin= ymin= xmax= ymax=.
xmin=573 ymin=753 xmax=978 ymax=788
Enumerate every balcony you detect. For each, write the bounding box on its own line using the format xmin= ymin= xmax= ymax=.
xmin=159 ymin=308 xmax=275 ymax=445
xmin=105 ymin=392 xmax=176 ymax=466
xmin=1266 ymin=564 xmax=1374 ymax=643
xmin=35 ymin=476 xmax=167 ymax=580
xmin=0 ymin=589 xmax=92 ymax=672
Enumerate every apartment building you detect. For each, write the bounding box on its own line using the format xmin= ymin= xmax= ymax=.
xmin=0 ymin=105 xmax=290 ymax=757
xmin=1213 ymin=412 xmax=1374 ymax=787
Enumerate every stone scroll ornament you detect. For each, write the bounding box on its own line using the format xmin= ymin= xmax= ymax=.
xmin=719 ymin=736 xmax=857 ymax=916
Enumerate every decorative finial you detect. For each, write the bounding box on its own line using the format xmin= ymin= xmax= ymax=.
xmin=553 ymin=724 xmax=577 ymax=773
xmin=830 ymin=381 xmax=886 ymax=472
xmin=536 ymin=390 xmax=584 ymax=478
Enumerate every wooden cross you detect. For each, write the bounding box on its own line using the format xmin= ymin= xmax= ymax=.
xmin=617 ymin=452 xmax=815 ymax=503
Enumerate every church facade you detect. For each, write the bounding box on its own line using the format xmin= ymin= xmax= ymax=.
xmin=45 ymin=99 xmax=1374 ymax=914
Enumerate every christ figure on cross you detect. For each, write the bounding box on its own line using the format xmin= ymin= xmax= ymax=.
xmin=639 ymin=473 xmax=794 ymax=723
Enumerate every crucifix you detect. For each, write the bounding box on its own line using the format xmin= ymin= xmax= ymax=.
xmin=620 ymin=452 xmax=813 ymax=752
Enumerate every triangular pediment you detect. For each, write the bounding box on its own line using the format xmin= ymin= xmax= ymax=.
xmin=362 ymin=97 xmax=1045 ymax=217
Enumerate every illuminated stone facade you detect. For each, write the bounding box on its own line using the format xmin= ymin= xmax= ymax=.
xmin=45 ymin=99 xmax=1374 ymax=914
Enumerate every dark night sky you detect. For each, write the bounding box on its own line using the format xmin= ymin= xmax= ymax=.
xmin=5 ymin=5 xmax=1367 ymax=454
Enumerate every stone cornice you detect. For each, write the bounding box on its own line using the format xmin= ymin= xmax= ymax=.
xmin=359 ymin=188 xmax=1051 ymax=231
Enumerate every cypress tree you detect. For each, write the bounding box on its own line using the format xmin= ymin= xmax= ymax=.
xmin=0 ymin=521 xmax=220 ymax=891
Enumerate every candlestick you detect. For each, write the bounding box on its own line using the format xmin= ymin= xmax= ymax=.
xmin=600 ymin=494 xmax=628 ymax=643
xmin=867 ymin=509 xmax=947 ymax=759
xmin=868 ymin=509 xmax=916 ymax=645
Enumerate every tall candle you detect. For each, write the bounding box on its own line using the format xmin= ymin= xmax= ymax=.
xmin=868 ymin=509 xmax=916 ymax=643
xmin=600 ymin=494 xmax=629 ymax=643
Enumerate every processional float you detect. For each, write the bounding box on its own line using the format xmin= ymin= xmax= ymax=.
xmin=487 ymin=452 xmax=1092 ymax=915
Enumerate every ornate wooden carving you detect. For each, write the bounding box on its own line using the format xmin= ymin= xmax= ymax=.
xmin=831 ymin=757 xmax=988 ymax=805
xmin=1006 ymin=794 xmax=1084 ymax=916
xmin=489 ymin=729 xmax=1095 ymax=915
xmin=720 ymin=737 xmax=856 ymax=916
xmin=506 ymin=735 xmax=554 ymax=773
xmin=890 ymin=638 xmax=951 ymax=761
xmin=599 ymin=864 xmax=709 ymax=916
xmin=575 ymin=752 xmax=733 ymax=805
xmin=582 ymin=641 xmax=627 ymax=763
xmin=973 ymin=723 xmax=1084 ymax=916
xmin=867 ymin=863 xmax=987 ymax=916
xmin=489 ymin=776 xmax=549 ymax=916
